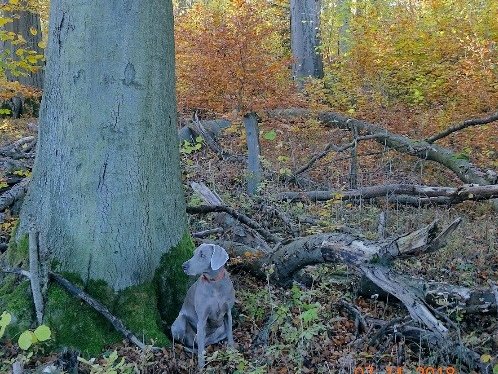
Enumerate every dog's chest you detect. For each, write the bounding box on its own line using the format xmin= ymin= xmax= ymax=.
xmin=207 ymin=287 xmax=228 ymax=317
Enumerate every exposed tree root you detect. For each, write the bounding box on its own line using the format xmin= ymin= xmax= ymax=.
xmin=1 ymin=267 xmax=152 ymax=351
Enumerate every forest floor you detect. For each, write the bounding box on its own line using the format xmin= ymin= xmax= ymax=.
xmin=0 ymin=105 xmax=497 ymax=373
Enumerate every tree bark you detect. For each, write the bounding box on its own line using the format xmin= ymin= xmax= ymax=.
xmin=243 ymin=112 xmax=262 ymax=195
xmin=290 ymin=0 xmax=324 ymax=83
xmin=18 ymin=0 xmax=188 ymax=291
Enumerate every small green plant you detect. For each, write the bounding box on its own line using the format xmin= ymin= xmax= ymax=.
xmin=18 ymin=324 xmax=51 ymax=350
xmin=262 ymin=129 xmax=277 ymax=141
xmin=1 ymin=311 xmax=52 ymax=371
xmin=208 ymin=348 xmax=266 ymax=374
xmin=0 ymin=311 xmax=11 ymax=339
xmin=180 ymin=135 xmax=203 ymax=154
xmin=78 ymin=350 xmax=136 ymax=374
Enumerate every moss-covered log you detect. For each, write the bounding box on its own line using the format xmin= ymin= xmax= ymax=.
xmin=269 ymin=109 xmax=497 ymax=186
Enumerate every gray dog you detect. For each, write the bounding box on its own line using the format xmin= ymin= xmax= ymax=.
xmin=171 ymin=243 xmax=235 ymax=368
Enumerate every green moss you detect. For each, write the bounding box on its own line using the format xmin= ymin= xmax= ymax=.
xmin=155 ymin=232 xmax=194 ymax=325
xmin=0 ymin=277 xmax=35 ymax=339
xmin=44 ymin=282 xmax=121 ymax=357
xmin=0 ymin=231 xmax=195 ymax=354
xmin=5 ymin=231 xmax=29 ymax=268
xmin=115 ymin=283 xmax=169 ymax=347
xmin=86 ymin=279 xmax=116 ymax=309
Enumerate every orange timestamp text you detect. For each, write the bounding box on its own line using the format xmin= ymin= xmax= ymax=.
xmin=353 ymin=366 xmax=457 ymax=374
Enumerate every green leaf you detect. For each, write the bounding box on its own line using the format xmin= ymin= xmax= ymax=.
xmin=493 ymin=364 xmax=498 ymax=374
xmin=300 ymin=308 xmax=318 ymax=324
xmin=263 ymin=129 xmax=277 ymax=141
xmin=18 ymin=330 xmax=35 ymax=350
xmin=0 ymin=108 xmax=11 ymax=115
xmin=33 ymin=325 xmax=51 ymax=342
xmin=0 ymin=312 xmax=12 ymax=338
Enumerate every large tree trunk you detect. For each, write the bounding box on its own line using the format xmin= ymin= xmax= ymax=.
xmin=290 ymin=0 xmax=324 ymax=83
xmin=18 ymin=0 xmax=188 ymax=291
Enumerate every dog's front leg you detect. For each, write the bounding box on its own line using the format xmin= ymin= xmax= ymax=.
xmin=196 ymin=315 xmax=208 ymax=369
xmin=225 ymin=307 xmax=234 ymax=347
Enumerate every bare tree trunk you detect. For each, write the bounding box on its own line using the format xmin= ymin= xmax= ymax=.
xmin=290 ymin=0 xmax=324 ymax=84
xmin=243 ymin=113 xmax=262 ymax=195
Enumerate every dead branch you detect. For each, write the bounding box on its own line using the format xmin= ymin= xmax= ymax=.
xmin=293 ymin=134 xmax=379 ymax=176
xmin=0 ymin=178 xmax=30 ymax=211
xmin=1 ymin=267 xmax=153 ymax=351
xmin=28 ymin=231 xmax=44 ymax=324
xmin=277 ymin=183 xmax=498 ymax=205
xmin=189 ymin=182 xmax=278 ymax=248
xmin=269 ymin=109 xmax=497 ymax=186
xmin=338 ymin=300 xmax=367 ymax=336
xmin=213 ymin=220 xmax=462 ymax=337
xmin=426 ymin=110 xmax=498 ymax=143
xmin=187 ymin=204 xmax=281 ymax=244
xmin=365 ymin=317 xmax=492 ymax=372
xmin=359 ymin=265 xmax=447 ymax=336
xmin=192 ymin=227 xmax=224 ymax=238
xmin=187 ymin=115 xmax=244 ymax=162
xmin=0 ymin=136 xmax=36 ymax=156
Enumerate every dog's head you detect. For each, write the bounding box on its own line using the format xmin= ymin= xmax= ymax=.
xmin=182 ymin=243 xmax=229 ymax=276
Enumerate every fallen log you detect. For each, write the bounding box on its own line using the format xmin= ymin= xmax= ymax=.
xmin=217 ymin=218 xmax=461 ymax=285
xmin=364 ymin=317 xmax=493 ymax=372
xmin=269 ymin=109 xmax=497 ymax=186
xmin=0 ymin=178 xmax=30 ymax=211
xmin=360 ymin=277 xmax=498 ymax=315
xmin=294 ymin=134 xmax=380 ymax=176
xmin=278 ymin=183 xmax=498 ymax=205
xmin=189 ymin=182 xmax=275 ymax=249
xmin=211 ymin=220 xmax=464 ymax=342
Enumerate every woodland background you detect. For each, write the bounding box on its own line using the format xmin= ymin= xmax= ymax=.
xmin=0 ymin=0 xmax=497 ymax=373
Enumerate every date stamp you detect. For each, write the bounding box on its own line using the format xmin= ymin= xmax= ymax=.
xmin=353 ymin=366 xmax=457 ymax=374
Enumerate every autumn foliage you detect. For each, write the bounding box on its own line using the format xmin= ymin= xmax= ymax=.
xmin=175 ymin=0 xmax=295 ymax=114
xmin=316 ymin=0 xmax=498 ymax=114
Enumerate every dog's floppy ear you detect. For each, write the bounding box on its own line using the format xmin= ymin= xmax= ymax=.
xmin=210 ymin=244 xmax=229 ymax=271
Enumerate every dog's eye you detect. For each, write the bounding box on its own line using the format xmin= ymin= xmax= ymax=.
xmin=199 ymin=252 xmax=204 ymax=258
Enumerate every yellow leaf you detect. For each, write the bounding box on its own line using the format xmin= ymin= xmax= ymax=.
xmin=481 ymin=354 xmax=492 ymax=363
xmin=29 ymin=27 xmax=38 ymax=36
xmin=0 ymin=17 xmax=14 ymax=27
xmin=9 ymin=0 xmax=19 ymax=4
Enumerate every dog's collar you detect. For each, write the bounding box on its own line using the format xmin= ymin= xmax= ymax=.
xmin=201 ymin=268 xmax=226 ymax=282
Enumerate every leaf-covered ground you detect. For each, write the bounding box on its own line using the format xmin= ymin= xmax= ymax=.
xmin=1 ymin=107 xmax=497 ymax=373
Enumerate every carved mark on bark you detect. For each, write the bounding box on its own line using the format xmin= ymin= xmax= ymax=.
xmin=122 ymin=62 xmax=142 ymax=88
xmin=98 ymin=156 xmax=109 ymax=191
xmin=55 ymin=12 xmax=74 ymax=55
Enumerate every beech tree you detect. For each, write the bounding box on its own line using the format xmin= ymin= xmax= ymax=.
xmin=290 ymin=0 xmax=324 ymax=82
xmin=12 ymin=0 xmax=192 ymax=352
